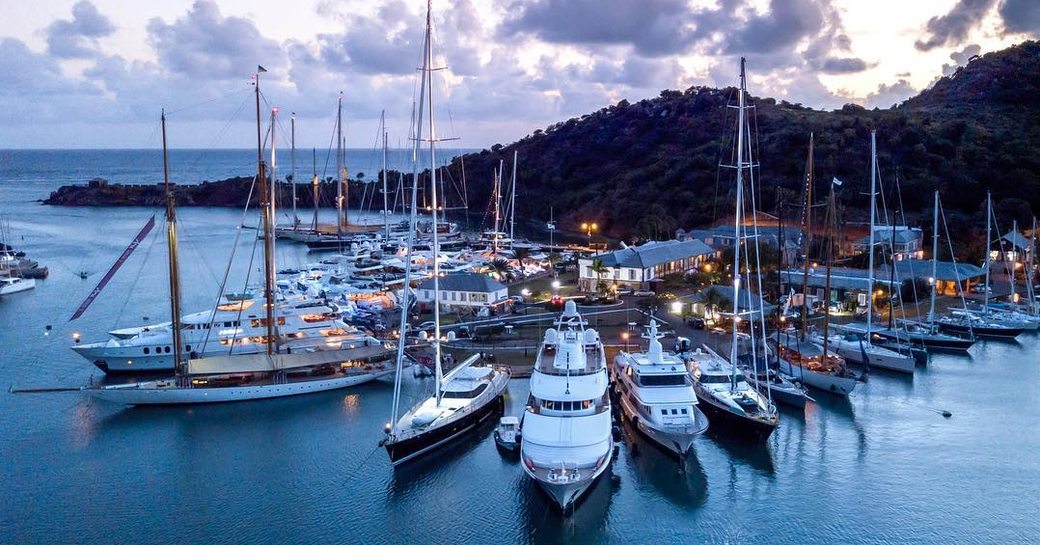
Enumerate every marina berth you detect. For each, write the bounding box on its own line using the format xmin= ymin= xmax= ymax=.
xmin=688 ymin=345 xmax=779 ymax=439
xmin=521 ymin=301 xmax=614 ymax=510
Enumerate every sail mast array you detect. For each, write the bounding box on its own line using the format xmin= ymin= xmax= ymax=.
xmin=728 ymin=57 xmax=747 ymax=389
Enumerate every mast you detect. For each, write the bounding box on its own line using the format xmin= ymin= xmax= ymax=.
xmin=729 ymin=57 xmax=747 ymax=390
xmin=799 ymin=134 xmax=814 ymax=340
xmin=928 ymin=190 xmax=939 ymax=323
xmin=984 ymin=191 xmax=992 ymax=312
xmin=493 ymin=166 xmax=501 ymax=255
xmin=271 ymin=107 xmax=278 ymax=234
xmin=866 ymin=130 xmax=878 ymax=339
xmin=312 ymin=148 xmax=320 ymax=230
xmin=255 ymin=67 xmax=276 ymax=355
xmin=382 ymin=110 xmax=391 ymax=241
xmin=390 ymin=2 xmax=430 ymax=435
xmin=1028 ymin=217 xmax=1037 ymax=315
xmin=510 ymin=150 xmax=517 ymax=248
xmin=423 ymin=0 xmax=445 ymax=406
xmin=823 ymin=179 xmax=836 ymax=359
xmin=336 ymin=93 xmax=346 ymax=233
xmin=291 ymin=112 xmax=298 ymax=229
xmin=160 ymin=110 xmax=185 ymax=380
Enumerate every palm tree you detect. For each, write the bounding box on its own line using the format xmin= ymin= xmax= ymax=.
xmin=587 ymin=257 xmax=608 ymax=293
xmin=490 ymin=258 xmax=511 ymax=282
xmin=701 ymin=286 xmax=730 ymax=324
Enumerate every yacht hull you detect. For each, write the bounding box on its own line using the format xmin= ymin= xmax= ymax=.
xmin=384 ymin=391 xmax=505 ymax=466
xmin=89 ymin=369 xmax=392 ymax=405
xmin=525 ymin=444 xmax=613 ymax=510
xmin=826 ymin=342 xmax=915 ymax=374
xmin=693 ymin=389 xmax=777 ymax=440
xmin=776 ymin=359 xmax=857 ymax=396
xmin=937 ymin=322 xmax=1026 ymax=339
xmin=756 ymin=382 xmax=807 ymax=408
xmin=617 ymin=391 xmax=707 ymax=457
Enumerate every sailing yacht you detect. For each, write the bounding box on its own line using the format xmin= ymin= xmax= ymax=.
xmin=381 ymin=1 xmax=509 ymax=465
xmin=88 ymin=80 xmax=394 ymax=405
xmin=613 ymin=320 xmax=708 ymax=457
xmin=811 ymin=130 xmax=915 ymax=374
xmin=521 ymin=300 xmax=613 ymax=510
xmin=687 ymin=58 xmax=778 ymax=439
xmin=0 ymin=274 xmax=34 ymax=295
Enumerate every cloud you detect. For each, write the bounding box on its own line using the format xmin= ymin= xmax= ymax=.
xmin=998 ymin=0 xmax=1040 ymax=34
xmin=45 ymin=1 xmax=115 ymax=59
xmin=146 ymin=0 xmax=285 ymax=80
xmin=726 ymin=0 xmax=826 ymax=55
xmin=865 ymin=78 xmax=916 ymax=108
xmin=819 ymin=56 xmax=871 ymax=74
xmin=915 ymin=0 xmax=997 ymax=51
xmin=504 ymin=0 xmax=698 ymax=57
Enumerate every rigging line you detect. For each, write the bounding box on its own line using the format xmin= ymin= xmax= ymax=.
xmin=199 ymin=174 xmax=258 ymax=353
xmin=165 ymin=86 xmax=250 ymax=115
xmin=713 ymin=86 xmax=737 ymax=227
xmin=226 ymin=215 xmax=262 ymax=356
xmin=938 ymin=199 xmax=973 ymax=333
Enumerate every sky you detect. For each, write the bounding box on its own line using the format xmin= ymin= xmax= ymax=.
xmin=0 ymin=0 xmax=1037 ymax=149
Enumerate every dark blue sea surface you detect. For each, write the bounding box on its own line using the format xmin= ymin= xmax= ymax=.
xmin=1 ymin=150 xmax=1038 ymax=544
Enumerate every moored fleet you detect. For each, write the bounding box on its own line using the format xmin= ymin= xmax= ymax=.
xmin=10 ymin=0 xmax=1040 ymax=521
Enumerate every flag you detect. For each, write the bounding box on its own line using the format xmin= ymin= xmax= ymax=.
xmin=258 ymin=65 xmax=268 ymax=73
xmin=70 ymin=216 xmax=156 ymax=321
xmin=832 ymin=177 xmax=843 ymax=186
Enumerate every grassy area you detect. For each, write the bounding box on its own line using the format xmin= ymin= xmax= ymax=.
xmin=507 ymin=270 xmax=579 ymax=300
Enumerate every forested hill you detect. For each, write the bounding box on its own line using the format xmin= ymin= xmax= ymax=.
xmin=444 ymin=40 xmax=1040 ymax=241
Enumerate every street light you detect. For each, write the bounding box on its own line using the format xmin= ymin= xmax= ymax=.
xmin=551 ymin=280 xmax=561 ymax=291
xmin=581 ymin=222 xmax=598 ymax=248
xmin=621 ymin=332 xmax=630 ymax=351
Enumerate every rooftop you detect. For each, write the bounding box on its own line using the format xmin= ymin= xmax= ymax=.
xmin=417 ymin=272 xmax=506 ymax=293
xmin=592 ymin=239 xmax=714 ymax=269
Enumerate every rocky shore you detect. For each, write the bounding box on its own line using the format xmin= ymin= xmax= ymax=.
xmin=42 ymin=174 xmax=408 ymax=208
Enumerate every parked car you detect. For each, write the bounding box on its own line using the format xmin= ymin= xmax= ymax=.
xmin=417 ymin=320 xmax=437 ymax=331
xmin=545 ymin=296 xmax=565 ymax=311
xmin=633 ymin=290 xmax=655 ymax=297
xmin=616 ymin=287 xmax=633 ymax=295
xmin=687 ymin=317 xmax=706 ymax=330
xmin=971 ymin=284 xmax=992 ymax=294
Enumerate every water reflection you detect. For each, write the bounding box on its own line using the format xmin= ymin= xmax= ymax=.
xmin=519 ymin=463 xmax=615 ymax=545
xmin=708 ymin=428 xmax=776 ymax=476
xmin=387 ymin=415 xmax=501 ymax=500
xmin=620 ymin=419 xmax=708 ymax=508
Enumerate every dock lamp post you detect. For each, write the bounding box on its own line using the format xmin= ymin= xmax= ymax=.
xmin=581 ymin=222 xmax=598 ymax=249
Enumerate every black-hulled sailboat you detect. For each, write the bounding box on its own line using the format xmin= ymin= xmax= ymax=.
xmin=381 ymin=1 xmax=508 ymax=465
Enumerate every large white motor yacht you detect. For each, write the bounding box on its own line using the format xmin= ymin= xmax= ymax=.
xmin=521 ymin=301 xmax=613 ymax=510
xmin=73 ymin=294 xmax=378 ymax=373
xmin=613 ymin=320 xmax=708 ymax=457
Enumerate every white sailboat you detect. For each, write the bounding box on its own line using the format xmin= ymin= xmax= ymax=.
xmin=810 ymin=131 xmax=914 ymax=374
xmin=381 ymin=0 xmax=509 ymax=465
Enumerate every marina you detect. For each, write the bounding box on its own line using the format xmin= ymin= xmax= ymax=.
xmin=3 ymin=1 xmax=1040 ymax=543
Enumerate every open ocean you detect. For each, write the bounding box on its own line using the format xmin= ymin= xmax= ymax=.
xmin=1 ymin=149 xmax=1037 ymax=544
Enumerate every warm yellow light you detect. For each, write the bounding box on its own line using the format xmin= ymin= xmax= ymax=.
xmin=581 ymin=222 xmax=588 ymax=230
xmin=703 ymin=263 xmax=712 ymax=272
xmin=591 ymin=223 xmax=598 ymax=231
xmin=621 ymin=332 xmax=629 ymax=340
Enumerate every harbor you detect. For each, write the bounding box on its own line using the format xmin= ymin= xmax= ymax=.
xmin=3 ymin=1 xmax=1040 ymax=543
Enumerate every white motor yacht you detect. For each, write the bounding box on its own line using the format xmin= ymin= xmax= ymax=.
xmin=0 ymin=275 xmax=35 ymax=295
xmin=521 ymin=301 xmax=613 ymax=510
xmin=613 ymin=320 xmax=708 ymax=457
xmin=73 ymin=293 xmax=380 ymax=373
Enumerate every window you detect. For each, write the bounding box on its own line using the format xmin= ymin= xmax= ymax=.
xmin=681 ymin=408 xmax=688 ymax=415
xmin=671 ymin=409 xmax=678 ymax=415
xmin=660 ymin=408 xmax=668 ymax=415
xmin=164 ymin=346 xmax=171 ymax=353
xmin=143 ymin=347 xmax=150 ymax=354
xmin=628 ymin=269 xmax=636 ymax=280
xmin=441 ymin=383 xmax=488 ymax=399
xmin=441 ymin=291 xmax=447 ymax=300
xmin=639 ymin=374 xmax=688 ymax=387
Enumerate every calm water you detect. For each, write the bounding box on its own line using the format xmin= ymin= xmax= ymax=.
xmin=1 ymin=151 xmax=1038 ymax=544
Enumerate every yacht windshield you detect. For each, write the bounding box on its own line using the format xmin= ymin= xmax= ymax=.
xmin=441 ymin=383 xmax=488 ymax=399
xmin=639 ymin=374 xmax=688 ymax=386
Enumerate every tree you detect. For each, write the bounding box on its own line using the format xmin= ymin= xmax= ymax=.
xmin=588 ymin=257 xmax=609 ymax=292
xmin=701 ymin=286 xmax=731 ymax=322
xmin=490 ymin=258 xmax=511 ymax=282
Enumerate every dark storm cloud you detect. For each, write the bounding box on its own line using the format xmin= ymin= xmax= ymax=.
xmin=819 ymin=57 xmax=870 ymax=74
xmin=503 ymin=0 xmax=697 ymax=57
xmin=725 ymin=0 xmax=825 ymax=55
xmin=146 ymin=0 xmax=285 ymax=80
xmin=998 ymin=0 xmax=1040 ymax=33
xmin=915 ymin=0 xmax=997 ymax=51
xmin=45 ymin=1 xmax=115 ymax=59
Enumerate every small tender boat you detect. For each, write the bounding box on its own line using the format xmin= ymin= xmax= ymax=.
xmin=494 ymin=416 xmax=520 ymax=452
xmin=750 ymin=369 xmax=810 ymax=409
